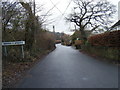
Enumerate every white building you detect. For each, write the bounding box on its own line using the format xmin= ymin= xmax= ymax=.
xmin=111 ymin=1 xmax=120 ymax=30
xmin=118 ymin=1 xmax=120 ymax=30
xmin=118 ymin=1 xmax=120 ymax=20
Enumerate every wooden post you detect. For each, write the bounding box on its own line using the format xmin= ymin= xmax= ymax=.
xmin=4 ymin=46 xmax=7 ymax=56
xmin=21 ymin=45 xmax=24 ymax=58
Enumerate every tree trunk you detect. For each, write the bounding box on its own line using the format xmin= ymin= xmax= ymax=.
xmin=79 ymin=27 xmax=87 ymax=44
xmin=19 ymin=2 xmax=36 ymax=51
xmin=25 ymin=15 xmax=35 ymax=51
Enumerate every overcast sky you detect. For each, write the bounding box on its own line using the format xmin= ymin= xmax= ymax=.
xmin=33 ymin=0 xmax=119 ymax=35
xmin=7 ymin=0 xmax=120 ymax=34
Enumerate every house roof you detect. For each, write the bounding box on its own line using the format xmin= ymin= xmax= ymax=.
xmin=111 ymin=20 xmax=120 ymax=28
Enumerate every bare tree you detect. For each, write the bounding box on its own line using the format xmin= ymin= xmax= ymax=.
xmin=2 ymin=2 xmax=26 ymax=41
xmin=2 ymin=2 xmax=20 ymax=31
xmin=2 ymin=1 xmax=36 ymax=49
xmin=19 ymin=0 xmax=56 ymax=50
xmin=66 ymin=0 xmax=116 ymax=42
xmin=18 ymin=1 xmax=37 ymax=50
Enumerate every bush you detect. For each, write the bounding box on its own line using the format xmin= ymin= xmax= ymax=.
xmin=88 ymin=30 xmax=120 ymax=47
xmin=2 ymin=30 xmax=56 ymax=63
xmin=82 ymin=31 xmax=120 ymax=62
xmin=55 ymin=40 xmax=61 ymax=44
xmin=35 ymin=31 xmax=55 ymax=50
xmin=82 ymin=45 xmax=119 ymax=61
xmin=74 ymin=40 xmax=83 ymax=49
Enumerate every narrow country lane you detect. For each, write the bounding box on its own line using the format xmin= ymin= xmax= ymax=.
xmin=17 ymin=44 xmax=118 ymax=88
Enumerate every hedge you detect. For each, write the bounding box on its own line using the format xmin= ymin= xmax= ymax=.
xmin=88 ymin=30 xmax=120 ymax=47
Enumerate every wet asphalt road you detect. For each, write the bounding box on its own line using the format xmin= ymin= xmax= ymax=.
xmin=17 ymin=44 xmax=118 ymax=88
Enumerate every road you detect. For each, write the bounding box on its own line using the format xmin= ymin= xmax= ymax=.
xmin=17 ymin=44 xmax=118 ymax=88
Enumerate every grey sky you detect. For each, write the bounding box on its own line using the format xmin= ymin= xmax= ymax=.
xmin=35 ymin=0 xmax=119 ymax=35
xmin=35 ymin=0 xmax=75 ymax=34
xmin=6 ymin=0 xmax=120 ymax=34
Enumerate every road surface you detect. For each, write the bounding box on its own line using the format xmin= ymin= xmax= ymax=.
xmin=17 ymin=44 xmax=118 ymax=88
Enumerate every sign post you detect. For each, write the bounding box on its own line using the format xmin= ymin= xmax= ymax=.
xmin=4 ymin=46 xmax=7 ymax=56
xmin=2 ymin=41 xmax=25 ymax=58
xmin=21 ymin=45 xmax=24 ymax=58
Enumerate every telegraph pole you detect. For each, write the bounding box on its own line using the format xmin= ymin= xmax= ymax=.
xmin=33 ymin=0 xmax=35 ymax=16
xmin=33 ymin=0 xmax=37 ymax=51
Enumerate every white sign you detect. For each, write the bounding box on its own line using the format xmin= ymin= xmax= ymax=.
xmin=2 ymin=41 xmax=25 ymax=58
xmin=2 ymin=41 xmax=25 ymax=46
